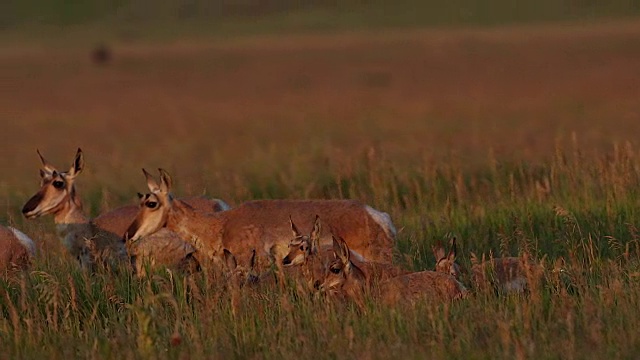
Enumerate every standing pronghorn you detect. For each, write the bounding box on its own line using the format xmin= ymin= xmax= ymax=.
xmin=126 ymin=169 xmax=397 ymax=272
xmin=319 ymin=236 xmax=468 ymax=307
xmin=432 ymin=238 xmax=544 ymax=294
xmin=20 ymin=148 xmax=223 ymax=272
xmin=0 ymin=225 xmax=36 ymax=273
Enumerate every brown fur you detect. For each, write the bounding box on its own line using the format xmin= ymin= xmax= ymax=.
xmin=127 ymin=228 xmax=200 ymax=276
xmin=470 ymin=253 xmax=544 ymax=294
xmin=320 ymin=236 xmax=467 ymax=307
xmin=0 ymin=226 xmax=33 ymax=273
xmin=127 ymin=169 xmax=396 ymax=271
xmin=433 ymin=238 xmax=543 ymax=294
xmin=377 ymin=271 xmax=469 ymax=305
xmin=283 ymin=217 xmax=408 ymax=292
xmin=97 ymin=196 xmax=229 ymax=240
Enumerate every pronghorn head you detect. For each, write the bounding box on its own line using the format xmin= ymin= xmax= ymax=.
xmin=318 ymin=235 xmax=366 ymax=294
xmin=22 ymin=148 xmax=84 ymax=219
xmin=433 ymin=237 xmax=462 ymax=279
xmin=223 ymin=248 xmax=261 ymax=287
xmin=282 ymin=215 xmax=321 ymax=267
xmin=124 ymin=168 xmax=173 ymax=242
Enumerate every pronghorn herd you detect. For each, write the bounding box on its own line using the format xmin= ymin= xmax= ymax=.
xmin=2 ymin=148 xmax=545 ymax=307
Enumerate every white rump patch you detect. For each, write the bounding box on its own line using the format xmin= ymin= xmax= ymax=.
xmin=8 ymin=227 xmax=36 ymax=256
xmin=503 ymin=277 xmax=528 ymax=293
xmin=365 ymin=205 xmax=397 ymax=239
xmin=214 ymin=199 xmax=231 ymax=211
xmin=349 ymin=249 xmax=366 ymax=263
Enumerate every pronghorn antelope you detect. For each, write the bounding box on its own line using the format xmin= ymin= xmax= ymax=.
xmin=281 ymin=215 xmax=332 ymax=290
xmin=432 ymin=238 xmax=544 ymax=294
xmin=126 ymin=169 xmax=397 ymax=271
xmin=0 ymin=225 xmax=36 ymax=272
xmin=21 ymin=148 xmax=127 ymax=270
xmin=319 ymin=236 xmax=467 ymax=307
xmin=283 ymin=216 xmax=407 ymax=291
xmin=20 ymin=148 xmax=222 ymax=272
xmin=97 ymin=195 xmax=229 ymax=241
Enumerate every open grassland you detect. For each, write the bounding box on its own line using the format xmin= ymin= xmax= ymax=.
xmin=2 ymin=20 xmax=640 ymax=358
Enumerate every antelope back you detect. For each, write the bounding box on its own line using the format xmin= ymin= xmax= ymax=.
xmin=22 ymin=148 xmax=84 ymax=219
xmin=127 ymin=228 xmax=198 ymax=276
xmin=378 ymin=271 xmax=468 ymax=304
xmin=378 ymin=271 xmax=468 ymax=305
xmin=354 ymin=260 xmax=409 ymax=285
xmin=0 ymin=226 xmax=34 ymax=272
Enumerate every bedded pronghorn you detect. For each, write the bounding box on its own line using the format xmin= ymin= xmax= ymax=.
xmin=319 ymin=236 xmax=468 ymax=307
xmin=20 ymin=148 xmax=224 ymax=272
xmin=283 ymin=216 xmax=407 ymax=291
xmin=432 ymin=238 xmax=544 ymax=294
xmin=280 ymin=215 xmax=331 ymax=290
xmin=126 ymin=169 xmax=397 ymax=272
xmin=97 ymin=195 xmax=229 ymax=241
xmin=0 ymin=225 xmax=36 ymax=272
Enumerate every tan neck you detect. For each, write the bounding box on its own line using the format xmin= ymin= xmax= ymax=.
xmin=53 ymin=195 xmax=89 ymax=225
xmin=166 ymin=199 xmax=224 ymax=258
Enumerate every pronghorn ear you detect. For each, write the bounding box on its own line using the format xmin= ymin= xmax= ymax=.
xmin=67 ymin=148 xmax=84 ymax=178
xmin=158 ymin=168 xmax=172 ymax=194
xmin=289 ymin=215 xmax=302 ymax=238
xmin=447 ymin=237 xmax=457 ymax=261
xmin=310 ymin=215 xmax=321 ymax=253
xmin=143 ymin=168 xmax=160 ymax=193
xmin=36 ymin=149 xmax=56 ymax=176
xmin=336 ymin=236 xmax=350 ymax=265
xmin=223 ymin=249 xmax=237 ymax=270
xmin=432 ymin=241 xmax=446 ymax=261
xmin=332 ymin=235 xmax=342 ymax=260
xmin=470 ymin=252 xmax=479 ymax=265
xmin=249 ymin=249 xmax=256 ymax=271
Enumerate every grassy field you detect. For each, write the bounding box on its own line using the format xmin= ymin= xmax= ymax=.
xmin=2 ymin=12 xmax=640 ymax=359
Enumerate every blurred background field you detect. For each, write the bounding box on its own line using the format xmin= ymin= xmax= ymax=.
xmin=2 ymin=2 xmax=640 ymax=358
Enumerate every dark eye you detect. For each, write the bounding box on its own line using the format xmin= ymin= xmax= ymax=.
xmin=52 ymin=180 xmax=64 ymax=189
xmin=146 ymin=201 xmax=158 ymax=209
xmin=299 ymin=246 xmax=304 ymax=251
xmin=330 ymin=267 xmax=341 ymax=274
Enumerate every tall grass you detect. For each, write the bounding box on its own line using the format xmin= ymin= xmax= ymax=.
xmin=3 ymin=139 xmax=640 ymax=358
xmin=2 ymin=22 xmax=640 ymax=358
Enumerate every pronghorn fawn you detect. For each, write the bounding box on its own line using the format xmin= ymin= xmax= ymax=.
xmin=0 ymin=225 xmax=36 ymax=273
xmin=281 ymin=215 xmax=331 ymax=291
xmin=319 ymin=236 xmax=467 ymax=307
xmin=126 ymin=168 xmax=397 ymax=272
xmin=433 ymin=238 xmax=543 ymax=294
xmin=283 ymin=216 xmax=407 ymax=293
